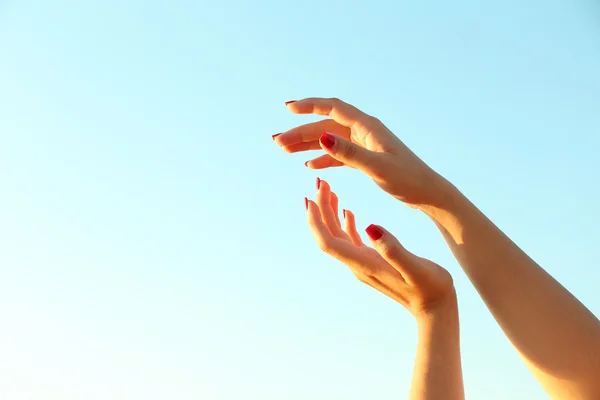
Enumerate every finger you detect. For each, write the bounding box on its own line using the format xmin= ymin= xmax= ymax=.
xmin=306 ymin=199 xmax=372 ymax=273
xmin=304 ymin=154 xmax=345 ymax=169
xmin=364 ymin=224 xmax=427 ymax=285
xmin=343 ymin=209 xmax=364 ymax=246
xmin=274 ymin=119 xmax=349 ymax=147
xmin=316 ymin=179 xmax=347 ymax=239
xmin=319 ymin=132 xmax=384 ymax=175
xmin=281 ymin=141 xmax=322 ymax=153
xmin=329 ymin=191 xmax=343 ymax=233
xmin=286 ymin=98 xmax=372 ymax=129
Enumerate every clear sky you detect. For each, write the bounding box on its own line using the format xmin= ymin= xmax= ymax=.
xmin=1 ymin=1 xmax=599 ymax=399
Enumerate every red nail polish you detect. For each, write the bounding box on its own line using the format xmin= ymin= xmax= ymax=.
xmin=285 ymin=100 xmax=297 ymax=106
xmin=365 ymin=224 xmax=384 ymax=241
xmin=304 ymin=197 xmax=308 ymax=210
xmin=316 ymin=177 xmax=321 ymax=190
xmin=304 ymin=161 xmax=309 ymax=167
xmin=342 ymin=209 xmax=346 ymax=218
xmin=272 ymin=133 xmax=281 ymax=140
xmin=320 ymin=132 xmax=335 ymax=149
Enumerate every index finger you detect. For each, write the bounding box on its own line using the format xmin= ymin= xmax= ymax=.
xmin=306 ymin=199 xmax=373 ymax=275
xmin=287 ymin=97 xmax=371 ymax=128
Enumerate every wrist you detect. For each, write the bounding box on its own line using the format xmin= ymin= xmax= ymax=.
xmin=411 ymin=292 xmax=464 ymax=400
xmin=415 ymin=292 xmax=459 ymax=330
xmin=418 ymin=179 xmax=474 ymax=232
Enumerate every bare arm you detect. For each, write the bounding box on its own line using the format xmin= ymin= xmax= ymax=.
xmin=276 ymin=97 xmax=600 ymax=398
xmin=410 ymin=296 xmax=464 ymax=400
xmin=421 ymin=180 xmax=600 ymax=399
xmin=304 ymin=178 xmax=464 ymax=400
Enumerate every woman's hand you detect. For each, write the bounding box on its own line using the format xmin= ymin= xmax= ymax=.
xmin=274 ymin=98 xmax=447 ymax=208
xmin=307 ymin=178 xmax=464 ymax=399
xmin=305 ymin=178 xmax=455 ymax=316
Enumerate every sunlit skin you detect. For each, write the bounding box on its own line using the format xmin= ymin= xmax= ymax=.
xmin=306 ymin=178 xmax=464 ymax=400
xmin=274 ymin=97 xmax=600 ymax=399
xmin=273 ymin=99 xmax=444 ymax=209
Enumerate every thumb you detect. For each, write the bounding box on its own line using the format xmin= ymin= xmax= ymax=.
xmin=364 ymin=224 xmax=426 ymax=286
xmin=319 ymin=132 xmax=382 ymax=175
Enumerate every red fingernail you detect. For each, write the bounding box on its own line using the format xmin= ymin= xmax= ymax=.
xmin=320 ymin=132 xmax=335 ymax=149
xmin=272 ymin=133 xmax=281 ymax=140
xmin=316 ymin=177 xmax=321 ymax=190
xmin=304 ymin=161 xmax=309 ymax=167
xmin=285 ymin=100 xmax=297 ymax=106
xmin=365 ymin=224 xmax=384 ymax=241
xmin=343 ymin=209 xmax=346 ymax=218
xmin=304 ymin=197 xmax=308 ymax=210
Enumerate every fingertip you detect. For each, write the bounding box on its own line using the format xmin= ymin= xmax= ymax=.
xmin=304 ymin=197 xmax=308 ymax=210
xmin=344 ymin=209 xmax=356 ymax=225
xmin=344 ymin=209 xmax=354 ymax=220
xmin=365 ymin=224 xmax=384 ymax=241
xmin=285 ymin=100 xmax=297 ymax=106
xmin=272 ymin=133 xmax=281 ymax=141
xmin=316 ymin=178 xmax=329 ymax=192
xmin=342 ymin=209 xmax=346 ymax=218
xmin=304 ymin=160 xmax=310 ymax=168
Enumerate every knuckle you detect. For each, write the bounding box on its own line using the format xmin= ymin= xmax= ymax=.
xmin=342 ymin=143 xmax=358 ymax=159
xmin=379 ymin=243 xmax=401 ymax=261
xmin=317 ymin=238 xmax=328 ymax=251
xmin=364 ymin=115 xmax=381 ymax=128
xmin=352 ymin=271 xmax=367 ymax=283
xmin=317 ymin=237 xmax=334 ymax=254
xmin=352 ymin=269 xmax=375 ymax=284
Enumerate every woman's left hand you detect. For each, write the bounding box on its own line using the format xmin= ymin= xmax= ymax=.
xmin=306 ymin=178 xmax=455 ymax=317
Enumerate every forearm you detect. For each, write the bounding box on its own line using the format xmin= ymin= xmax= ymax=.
xmin=422 ymin=180 xmax=600 ymax=398
xmin=410 ymin=297 xmax=464 ymax=400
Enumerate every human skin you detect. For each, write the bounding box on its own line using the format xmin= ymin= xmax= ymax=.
xmin=306 ymin=178 xmax=464 ymax=400
xmin=274 ymin=97 xmax=600 ymax=399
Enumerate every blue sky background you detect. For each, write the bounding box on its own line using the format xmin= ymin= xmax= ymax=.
xmin=1 ymin=1 xmax=599 ymax=399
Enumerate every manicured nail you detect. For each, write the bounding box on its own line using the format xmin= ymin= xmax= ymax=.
xmin=320 ymin=132 xmax=335 ymax=149
xmin=342 ymin=209 xmax=346 ymax=218
xmin=285 ymin=100 xmax=297 ymax=106
xmin=304 ymin=161 xmax=309 ymax=167
xmin=316 ymin=177 xmax=321 ymax=190
xmin=304 ymin=197 xmax=308 ymax=210
xmin=272 ymin=133 xmax=281 ymax=140
xmin=365 ymin=224 xmax=384 ymax=241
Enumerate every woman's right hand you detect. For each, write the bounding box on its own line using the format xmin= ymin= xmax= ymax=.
xmin=306 ymin=178 xmax=455 ymax=317
xmin=274 ymin=97 xmax=449 ymax=209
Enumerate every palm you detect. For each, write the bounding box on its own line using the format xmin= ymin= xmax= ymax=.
xmin=344 ymin=231 xmax=452 ymax=310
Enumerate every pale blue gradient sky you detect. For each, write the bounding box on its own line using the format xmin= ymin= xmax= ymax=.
xmin=1 ymin=1 xmax=599 ymax=399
